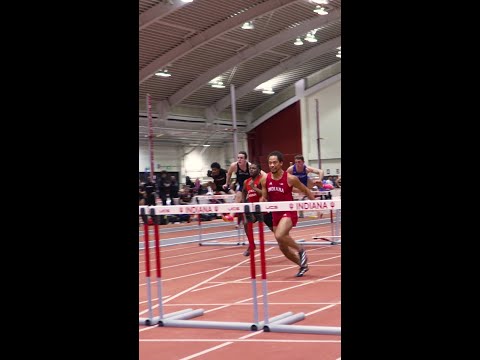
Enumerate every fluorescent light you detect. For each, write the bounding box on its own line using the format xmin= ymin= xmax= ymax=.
xmin=294 ymin=37 xmax=303 ymax=45
xmin=305 ymin=33 xmax=317 ymax=42
xmin=181 ymin=0 xmax=193 ymax=3
xmin=261 ymin=86 xmax=275 ymax=94
xmin=202 ymin=144 xmax=211 ymax=147
xmin=210 ymin=76 xmax=221 ymax=82
xmin=155 ymin=69 xmax=171 ymax=77
xmin=241 ymin=21 xmax=254 ymax=30
xmin=311 ymin=0 xmax=329 ymax=4
xmin=313 ymin=6 xmax=328 ymax=15
xmin=211 ymin=81 xmax=225 ymax=88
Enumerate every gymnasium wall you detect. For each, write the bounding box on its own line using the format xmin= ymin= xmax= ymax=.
xmin=139 ymin=141 xmax=247 ymax=183
xmin=247 ymin=78 xmax=341 ymax=175
xmin=301 ymin=79 xmax=341 ymax=175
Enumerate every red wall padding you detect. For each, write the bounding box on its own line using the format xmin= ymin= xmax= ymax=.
xmin=247 ymin=101 xmax=302 ymax=171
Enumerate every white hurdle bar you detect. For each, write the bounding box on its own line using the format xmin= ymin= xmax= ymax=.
xmin=140 ymin=199 xmax=341 ymax=217
xmin=199 ymin=239 xmax=340 ymax=246
xmin=139 ymin=308 xmax=203 ymax=326
xmin=192 ymin=190 xmax=332 ymax=203
xmin=264 ymin=323 xmax=341 ymax=335
xmin=159 ymin=311 xmax=295 ymax=331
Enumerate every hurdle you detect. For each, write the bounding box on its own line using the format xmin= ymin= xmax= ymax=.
xmin=313 ymin=207 xmax=341 ymax=244
xmin=248 ymin=204 xmax=306 ymax=331
xmin=194 ymin=193 xmax=245 ymax=244
xmin=157 ymin=205 xmax=293 ymax=331
xmin=193 ymin=194 xmax=235 ymax=204
xmin=139 ymin=207 xmax=204 ymax=326
xmin=198 ymin=191 xmax=337 ymax=248
xmin=248 ymin=204 xmax=341 ymax=336
xmin=194 ymin=190 xmax=331 ymax=249
xmin=293 ymin=190 xmax=332 ymax=200
xmin=140 ymin=198 xmax=341 ymax=332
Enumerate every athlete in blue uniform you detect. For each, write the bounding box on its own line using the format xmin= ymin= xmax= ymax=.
xmin=286 ymin=154 xmax=324 ymax=189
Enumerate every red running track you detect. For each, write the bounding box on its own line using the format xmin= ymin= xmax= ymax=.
xmin=139 ymin=217 xmax=341 ymax=360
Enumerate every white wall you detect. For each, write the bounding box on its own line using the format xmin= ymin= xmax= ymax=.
xmin=223 ymin=138 xmax=249 ymax=164
xmin=139 ymin=142 xmax=182 ymax=173
xmin=139 ymin=139 xmax=248 ymax=184
xmin=183 ymin=146 xmax=227 ymax=182
xmin=300 ymin=80 xmax=341 ymax=175
xmin=314 ymin=159 xmax=341 ymax=177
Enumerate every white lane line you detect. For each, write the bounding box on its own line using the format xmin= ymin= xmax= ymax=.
xmin=204 ymin=272 xmax=341 ymax=314
xmin=193 ymin=254 xmax=340 ymax=292
xmin=176 ymin=305 xmax=339 ymax=359
xmin=139 ymin=266 xmax=231 ymax=287
xmin=139 ymin=339 xmax=341 ymax=343
xmin=138 ymin=251 xmax=274 ymax=319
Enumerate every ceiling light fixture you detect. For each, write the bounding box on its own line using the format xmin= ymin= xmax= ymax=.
xmin=241 ymin=21 xmax=254 ymax=30
xmin=311 ymin=0 xmax=329 ymax=4
xmin=211 ymin=81 xmax=225 ymax=88
xmin=209 ymin=77 xmax=226 ymax=88
xmin=155 ymin=69 xmax=171 ymax=77
xmin=294 ymin=37 xmax=303 ymax=45
xmin=305 ymin=32 xmax=317 ymax=42
xmin=260 ymin=85 xmax=275 ymax=94
xmin=313 ymin=5 xmax=328 ymax=15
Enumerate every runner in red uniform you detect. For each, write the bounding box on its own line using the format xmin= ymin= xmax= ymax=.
xmin=241 ymin=162 xmax=273 ymax=256
xmin=260 ymin=151 xmax=315 ymax=277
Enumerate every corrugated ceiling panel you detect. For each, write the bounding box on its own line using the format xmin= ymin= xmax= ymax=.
xmin=162 ymin=0 xmax=269 ymax=33
xmin=220 ymin=2 xmax=318 ymax=45
xmin=182 ymin=57 xmax=278 ymax=106
xmin=139 ymin=0 xmax=162 ymax=14
xmin=228 ymin=53 xmax=340 ymax=112
xmin=139 ymin=22 xmax=196 ymax=69
xmin=138 ymin=0 xmax=341 ymax=136
xmin=272 ymin=20 xmax=341 ymax=55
